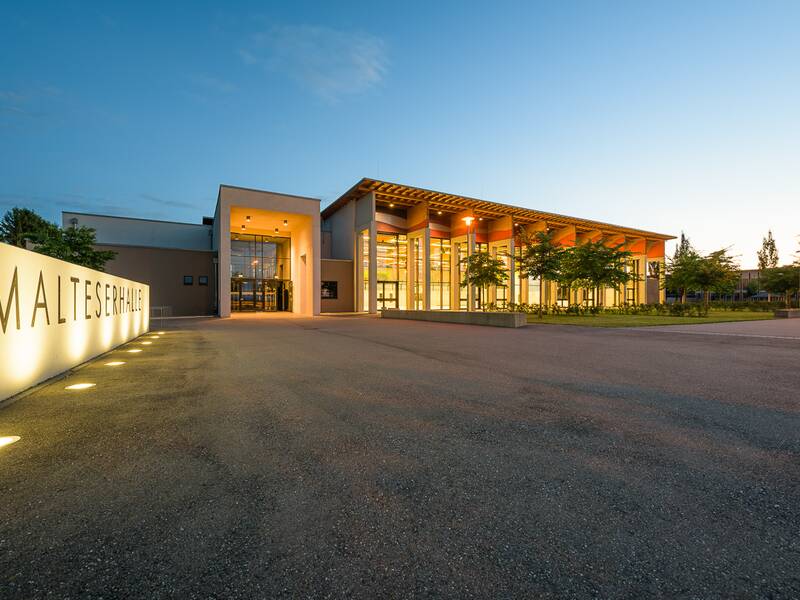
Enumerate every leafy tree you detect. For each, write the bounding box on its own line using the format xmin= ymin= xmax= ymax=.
xmin=35 ymin=225 xmax=117 ymax=271
xmin=517 ymin=230 xmax=564 ymax=318
xmin=757 ymin=230 xmax=779 ymax=301
xmin=559 ymin=239 xmax=635 ymax=308
xmin=760 ymin=265 xmax=800 ymax=308
xmin=460 ymin=251 xmax=507 ymax=311
xmin=0 ymin=207 xmax=56 ymax=247
xmin=694 ymin=249 xmax=740 ymax=307
xmin=757 ymin=230 xmax=779 ymax=270
xmin=666 ymin=236 xmax=701 ymax=303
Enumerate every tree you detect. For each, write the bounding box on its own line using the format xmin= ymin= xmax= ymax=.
xmin=0 ymin=207 xmax=56 ymax=247
xmin=559 ymin=239 xmax=635 ymax=308
xmin=517 ymin=230 xmax=564 ymax=318
xmin=694 ymin=249 xmax=740 ymax=307
xmin=35 ymin=225 xmax=117 ymax=271
xmin=760 ymin=265 xmax=800 ymax=308
xmin=460 ymin=251 xmax=507 ymax=311
xmin=666 ymin=235 xmax=701 ymax=303
xmin=757 ymin=230 xmax=779 ymax=301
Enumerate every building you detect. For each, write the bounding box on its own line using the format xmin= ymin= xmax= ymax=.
xmin=63 ymin=178 xmax=674 ymax=317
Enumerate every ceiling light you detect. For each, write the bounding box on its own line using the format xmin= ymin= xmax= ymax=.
xmin=478 ymin=217 xmax=483 ymax=221
xmin=156 ymin=331 xmax=165 ymax=335
xmin=437 ymin=211 xmax=442 ymax=215
xmin=0 ymin=436 xmax=20 ymax=449
xmin=65 ymin=383 xmax=95 ymax=390
xmin=283 ymin=219 xmax=288 ymax=226
xmin=462 ymin=216 xmax=474 ymax=226
xmin=246 ymin=215 xmax=251 ymax=222
xmin=105 ymin=361 xmax=125 ymax=366
xmin=389 ymin=203 xmax=394 ymax=208
xmin=241 ymin=224 xmax=246 ymax=230
xmin=274 ymin=227 xmax=279 ymax=233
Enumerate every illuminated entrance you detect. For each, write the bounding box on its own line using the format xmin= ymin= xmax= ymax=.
xmin=230 ymin=233 xmax=292 ymax=312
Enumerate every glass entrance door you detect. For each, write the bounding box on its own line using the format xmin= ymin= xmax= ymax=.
xmin=377 ymin=281 xmax=399 ymax=310
xmin=231 ymin=278 xmax=292 ymax=312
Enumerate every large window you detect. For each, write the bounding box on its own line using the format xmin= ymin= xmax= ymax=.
xmin=527 ymin=277 xmax=541 ymax=305
xmin=626 ymin=259 xmax=640 ymax=304
xmin=360 ymin=230 xmax=371 ymax=311
xmin=230 ymin=233 xmax=292 ymax=312
xmin=412 ymin=237 xmax=424 ymax=310
xmin=376 ymin=233 xmax=407 ymax=310
xmin=474 ymin=242 xmax=488 ymax=309
xmin=456 ymin=241 xmax=468 ymax=309
xmin=557 ymin=285 xmax=570 ymax=307
xmin=429 ymin=238 xmax=451 ymax=310
xmin=494 ymin=244 xmax=510 ymax=309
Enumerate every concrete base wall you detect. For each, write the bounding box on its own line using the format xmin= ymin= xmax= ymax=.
xmin=775 ymin=309 xmax=800 ymax=318
xmin=381 ymin=310 xmax=527 ymax=328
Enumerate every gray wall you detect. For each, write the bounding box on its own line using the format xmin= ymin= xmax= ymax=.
xmin=324 ymin=200 xmax=356 ymax=260
xmin=100 ymin=244 xmax=215 ymax=316
xmin=64 ymin=212 xmax=212 ymax=251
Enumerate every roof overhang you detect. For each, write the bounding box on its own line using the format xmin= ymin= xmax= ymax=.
xmin=322 ymin=178 xmax=675 ymax=241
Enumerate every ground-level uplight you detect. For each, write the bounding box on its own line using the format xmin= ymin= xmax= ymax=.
xmin=140 ymin=341 xmax=152 ymax=345
xmin=65 ymin=383 xmax=96 ymax=390
xmin=127 ymin=349 xmax=142 ymax=353
xmin=0 ymin=436 xmax=20 ymax=449
xmin=149 ymin=335 xmax=160 ymax=339
xmin=105 ymin=361 xmax=125 ymax=366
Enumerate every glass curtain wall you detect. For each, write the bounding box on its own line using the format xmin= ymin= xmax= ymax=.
xmin=429 ymin=238 xmax=451 ymax=310
xmin=376 ymin=233 xmax=407 ymax=310
xmin=494 ymin=244 xmax=510 ymax=308
xmin=361 ymin=230 xmax=370 ymax=311
xmin=625 ymin=259 xmax=640 ymax=304
xmin=230 ymin=233 xmax=291 ymax=311
xmin=456 ymin=241 xmax=468 ymax=309
xmin=412 ymin=237 xmax=424 ymax=310
xmin=474 ymin=242 xmax=488 ymax=309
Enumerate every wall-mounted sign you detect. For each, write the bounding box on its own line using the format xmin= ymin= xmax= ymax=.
xmin=0 ymin=242 xmax=150 ymax=401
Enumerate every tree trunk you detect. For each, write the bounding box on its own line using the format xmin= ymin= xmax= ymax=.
xmin=681 ymin=288 xmax=686 ymax=304
xmin=704 ymin=290 xmax=710 ymax=308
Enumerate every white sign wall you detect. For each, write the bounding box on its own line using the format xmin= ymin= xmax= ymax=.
xmin=0 ymin=242 xmax=150 ymax=401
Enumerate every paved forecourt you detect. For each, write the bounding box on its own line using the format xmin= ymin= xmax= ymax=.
xmin=0 ymin=314 xmax=798 ymax=598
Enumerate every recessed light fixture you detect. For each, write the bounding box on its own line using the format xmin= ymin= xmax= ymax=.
xmin=274 ymin=227 xmax=279 ymax=233
xmin=0 ymin=436 xmax=20 ymax=449
xmin=479 ymin=217 xmax=483 ymax=221
xmin=389 ymin=203 xmax=394 ymax=208
xmin=241 ymin=224 xmax=246 ymax=230
xmin=65 ymin=383 xmax=95 ymax=390
xmin=127 ymin=349 xmax=142 ymax=353
xmin=246 ymin=215 xmax=251 ymax=222
xmin=437 ymin=210 xmax=442 ymax=215
xmin=283 ymin=219 xmax=288 ymax=226
xmin=105 ymin=361 xmax=125 ymax=366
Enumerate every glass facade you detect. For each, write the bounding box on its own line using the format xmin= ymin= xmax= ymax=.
xmin=494 ymin=244 xmax=509 ymax=309
xmin=377 ymin=233 xmax=407 ymax=310
xmin=361 ymin=229 xmax=370 ymax=311
xmin=429 ymin=238 xmax=451 ymax=310
xmin=626 ymin=259 xmax=640 ymax=304
xmin=456 ymin=241 xmax=468 ymax=309
xmin=412 ymin=237 xmax=424 ymax=309
xmin=230 ymin=233 xmax=292 ymax=311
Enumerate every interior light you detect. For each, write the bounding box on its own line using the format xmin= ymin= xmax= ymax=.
xmin=389 ymin=203 xmax=394 ymax=208
xmin=479 ymin=217 xmax=483 ymax=221
xmin=149 ymin=335 xmax=160 ymax=338
xmin=127 ymin=348 xmax=142 ymax=353
xmin=274 ymin=228 xmax=279 ymax=233
xmin=105 ymin=361 xmax=125 ymax=366
xmin=0 ymin=436 xmax=20 ymax=449
xmin=65 ymin=383 xmax=96 ymax=390
xmin=246 ymin=215 xmax=251 ymax=222
xmin=437 ymin=210 xmax=442 ymax=215
xmin=283 ymin=219 xmax=288 ymax=226
xmin=462 ymin=216 xmax=474 ymax=226
xmin=241 ymin=224 xmax=246 ymax=230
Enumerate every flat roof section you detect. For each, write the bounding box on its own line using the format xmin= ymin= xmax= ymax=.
xmin=322 ymin=178 xmax=675 ymax=240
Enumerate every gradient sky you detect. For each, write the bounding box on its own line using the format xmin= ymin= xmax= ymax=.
xmin=1 ymin=1 xmax=798 ymax=267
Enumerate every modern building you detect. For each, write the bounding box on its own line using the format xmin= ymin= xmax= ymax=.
xmin=63 ymin=178 xmax=674 ymax=317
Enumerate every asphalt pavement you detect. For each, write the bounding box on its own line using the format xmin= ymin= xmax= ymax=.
xmin=1 ymin=314 xmax=798 ymax=598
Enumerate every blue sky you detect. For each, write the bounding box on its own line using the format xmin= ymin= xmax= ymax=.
xmin=1 ymin=1 xmax=798 ymax=267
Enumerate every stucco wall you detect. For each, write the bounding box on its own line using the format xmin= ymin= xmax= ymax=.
xmin=321 ymin=259 xmax=354 ymax=312
xmin=63 ymin=212 xmax=212 ymax=251
xmin=99 ymin=244 xmax=215 ymax=316
xmin=0 ymin=242 xmax=149 ymax=401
